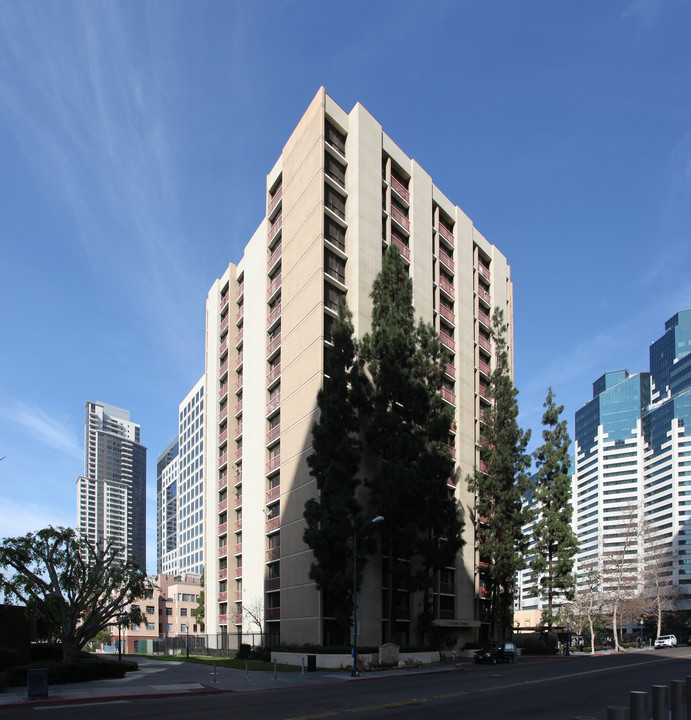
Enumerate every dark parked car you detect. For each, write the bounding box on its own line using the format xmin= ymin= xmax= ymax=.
xmin=474 ymin=641 xmax=518 ymax=664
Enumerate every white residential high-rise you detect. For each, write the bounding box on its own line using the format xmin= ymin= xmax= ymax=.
xmin=157 ymin=438 xmax=179 ymax=575
xmin=202 ymin=89 xmax=515 ymax=649
xmin=76 ymin=401 xmax=146 ymax=566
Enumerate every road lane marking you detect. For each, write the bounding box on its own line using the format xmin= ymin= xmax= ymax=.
xmin=35 ymin=701 xmax=130 ymax=710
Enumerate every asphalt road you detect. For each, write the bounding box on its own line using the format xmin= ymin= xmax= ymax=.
xmin=8 ymin=648 xmax=691 ymax=720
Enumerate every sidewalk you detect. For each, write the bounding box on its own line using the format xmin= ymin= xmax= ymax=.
xmin=0 ymin=657 xmax=463 ymax=708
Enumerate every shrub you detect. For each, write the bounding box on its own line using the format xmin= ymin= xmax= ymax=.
xmin=4 ymin=658 xmax=138 ymax=687
xmin=237 ymin=644 xmax=252 ymax=659
xmin=0 ymin=648 xmax=21 ymax=671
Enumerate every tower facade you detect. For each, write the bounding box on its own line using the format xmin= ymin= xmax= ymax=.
xmin=157 ymin=438 xmax=179 ymax=575
xmin=77 ymin=401 xmax=146 ymax=566
xmin=203 ymin=89 xmax=514 ymax=648
xmin=572 ymin=310 xmax=691 ymax=603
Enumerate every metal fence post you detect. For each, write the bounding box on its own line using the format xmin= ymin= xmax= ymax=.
xmin=671 ymin=680 xmax=685 ymax=720
xmin=629 ymin=691 xmax=647 ymax=720
xmin=606 ymin=706 xmax=629 ymax=720
xmin=652 ymin=685 xmax=669 ymax=720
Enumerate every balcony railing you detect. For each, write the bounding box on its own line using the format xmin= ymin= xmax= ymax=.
xmin=440 ymin=331 xmax=455 ymax=352
xmin=234 ymin=423 xmax=243 ymax=440
xmin=266 ymin=515 xmax=280 ymax=532
xmin=266 ymin=576 xmax=280 ymax=591
xmin=266 ymin=395 xmax=281 ymax=415
xmin=478 ymin=335 xmax=491 ymax=353
xmin=269 ymin=214 xmax=283 ymax=243
xmin=266 ymin=455 xmax=280 ymax=474
xmin=219 ymin=568 xmax=227 ymax=579
xmin=390 ymin=205 xmax=410 ymax=231
xmin=218 ymin=591 xmax=228 ymax=602
xmin=268 ymin=242 xmax=282 ymax=272
xmin=477 ymin=262 xmax=491 ymax=281
xmin=478 ymin=309 xmax=491 ymax=328
xmin=219 ymin=382 xmax=228 ymax=401
xmin=218 ymin=523 xmax=228 ymax=537
xmin=266 ymin=424 xmax=281 ymax=444
xmin=236 ymin=307 xmax=244 ymax=324
xmin=235 ymin=352 xmax=243 ymax=370
xmin=479 ymin=459 xmax=489 ymax=474
xmin=444 ymin=443 xmax=456 ymax=459
xmin=394 ymin=607 xmax=411 ymax=620
xmin=218 ymin=475 xmax=228 ymax=490
xmin=218 ymin=614 xmax=228 ymax=624
xmin=266 ymin=607 xmax=280 ymax=620
xmin=218 ymin=499 xmax=228 ymax=511
xmin=235 ymin=329 xmax=243 ymax=347
xmin=218 ymin=544 xmax=228 ymax=558
xmin=233 ymin=612 xmax=243 ymax=624
xmin=235 ymin=399 xmax=243 ymax=416
xmin=266 ymin=485 xmax=280 ymax=503
xmin=438 ymin=223 xmax=454 ymax=245
xmin=218 ymin=452 xmax=228 ymax=469
xmin=234 ymin=566 xmax=242 ymax=578
xmin=266 ymin=546 xmax=280 ymax=561
xmin=444 ymin=362 xmax=456 ymax=379
xmin=234 ymin=494 xmax=242 ymax=509
xmin=267 ymin=364 xmax=281 ymax=388
xmin=267 ymin=303 xmax=281 ymax=328
xmin=268 ymin=185 xmax=282 ymax=216
xmin=478 ymin=359 xmax=492 ymax=377
xmin=234 ymin=447 xmax=242 ymax=461
xmin=219 ymin=337 xmax=228 ymax=355
xmin=438 ymin=609 xmax=455 ymax=619
xmin=390 ymin=175 xmax=410 ymax=203
xmin=477 ymin=285 xmax=491 ymax=304
xmin=220 ymin=315 xmax=229 ymax=333
xmin=479 ymin=385 xmax=490 ymax=400
xmin=235 ymin=519 xmax=242 ymax=532
xmin=439 ymin=276 xmax=454 ymax=298
xmin=234 ymin=543 xmax=242 ymax=556
xmin=220 ymin=405 xmax=229 ymax=422
xmin=236 ymin=281 xmax=244 ymax=300
xmin=439 ymin=304 xmax=455 ymax=325
xmin=267 ymin=274 xmax=282 ymax=300
xmin=447 ymin=476 xmax=456 ymax=489
xmin=391 ymin=236 xmax=410 ymax=261
xmin=218 ymin=429 xmax=228 ymax=444
xmin=234 ymin=590 xmax=242 ymax=602
xmin=440 ymin=387 xmax=456 ymax=405
xmin=267 ymin=334 xmax=281 ymax=356
xmin=439 ymin=248 xmax=454 ymax=272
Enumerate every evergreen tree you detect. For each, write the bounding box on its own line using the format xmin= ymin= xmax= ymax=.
xmin=303 ymin=301 xmax=369 ymax=641
xmin=362 ymin=244 xmax=464 ymax=643
xmin=469 ymin=308 xmax=531 ymax=641
xmin=529 ymin=388 xmax=578 ymax=627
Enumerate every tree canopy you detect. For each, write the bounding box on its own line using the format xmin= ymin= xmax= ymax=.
xmin=0 ymin=526 xmax=149 ymax=664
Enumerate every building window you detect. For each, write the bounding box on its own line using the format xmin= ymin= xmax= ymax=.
xmin=325 ymin=121 xmax=346 ymax=155
xmin=180 ymin=608 xmax=188 ymax=617
xmin=146 ymin=605 xmax=155 ymax=614
xmin=166 ymin=623 xmax=173 ymax=632
xmin=146 ymin=623 xmax=156 ymax=631
xmin=166 ymin=607 xmax=173 ymax=616
xmin=324 ymin=249 xmax=346 ymax=285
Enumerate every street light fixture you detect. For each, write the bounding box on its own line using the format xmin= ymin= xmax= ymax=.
xmin=351 ymin=515 xmax=384 ymax=678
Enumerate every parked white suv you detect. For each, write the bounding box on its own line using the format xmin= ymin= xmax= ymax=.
xmin=654 ymin=635 xmax=677 ymax=648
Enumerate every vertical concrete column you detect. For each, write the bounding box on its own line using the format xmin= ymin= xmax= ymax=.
xmin=686 ymin=677 xmax=691 ymax=719
xmin=606 ymin=706 xmax=629 ymax=720
xmin=652 ymin=684 xmax=669 ymax=720
xmin=629 ymin=690 xmax=647 ymax=720
xmin=671 ymin=680 xmax=685 ymax=720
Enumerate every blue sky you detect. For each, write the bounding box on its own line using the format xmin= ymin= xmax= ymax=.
xmin=1 ymin=0 xmax=689 ymax=574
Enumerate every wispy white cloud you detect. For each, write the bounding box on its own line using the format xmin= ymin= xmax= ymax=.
xmin=0 ymin=496 xmax=73 ymax=539
xmin=621 ymin=0 xmax=664 ymax=23
xmin=0 ymin=402 xmax=82 ymax=460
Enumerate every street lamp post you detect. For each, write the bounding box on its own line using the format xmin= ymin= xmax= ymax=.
xmin=186 ymin=623 xmax=190 ymax=658
xmin=351 ymin=515 xmax=384 ymax=678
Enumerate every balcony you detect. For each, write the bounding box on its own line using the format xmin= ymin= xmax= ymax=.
xmin=266 ymin=424 xmax=281 ymax=445
xmin=266 ymin=455 xmax=280 ymax=474
xmin=267 ymin=303 xmax=281 ymax=329
xmin=235 ymin=519 xmax=242 ymax=532
xmin=219 ymin=428 xmax=228 ymax=444
xmin=235 ymin=329 xmax=243 ymax=347
xmin=479 ymin=459 xmax=489 ymax=474
xmin=219 ymin=337 xmax=229 ymax=356
xmin=234 ymin=493 xmax=242 ymax=509
xmin=268 ymin=185 xmax=282 ymax=216
xmin=218 ymin=522 xmax=227 ymax=535
xmin=267 ymin=333 xmax=281 ymax=357
xmin=439 ymin=304 xmax=455 ymax=325
xmin=218 ymin=499 xmax=228 ymax=512
xmin=478 ymin=358 xmax=492 ymax=377
xmin=268 ymin=242 xmax=282 ymax=273
xmin=236 ymin=281 xmax=244 ymax=300
xmin=477 ymin=309 xmax=491 ymax=329
xmin=477 ymin=285 xmax=491 ymax=305
xmin=234 ymin=447 xmax=242 ymax=461
xmin=266 ymin=607 xmax=280 ymax=621
xmin=234 ymin=566 xmax=242 ymax=578
xmin=478 ymin=335 xmax=491 ymax=353
xmin=266 ymin=515 xmax=280 ymax=533
xmin=477 ymin=262 xmax=491 ymax=282
xmin=235 ymin=377 xmax=243 ymax=393
xmin=266 ymin=576 xmax=280 ymax=591
xmin=440 ymin=387 xmax=456 ymax=405
xmin=218 ymin=475 xmax=228 ymax=491
xmin=219 ymin=568 xmax=228 ymax=580
xmin=266 ymin=394 xmax=281 ymax=416
xmin=235 ymin=352 xmax=244 ymax=371
xmin=234 ymin=423 xmax=243 ymax=440
xmin=266 ymin=485 xmax=280 ymax=503
xmin=390 ymin=204 xmax=410 ymax=232
xmin=220 ymin=315 xmax=229 ymax=334
xmin=450 ymin=420 xmax=457 ymax=434
xmin=479 ymin=384 xmax=490 ymax=400
xmin=233 ymin=612 xmax=243 ymax=624
xmin=236 ymin=307 xmax=244 ymax=325
xmin=218 ymin=544 xmax=228 ymax=558
xmin=439 ymin=276 xmax=454 ymax=299
xmin=439 ymin=581 xmax=456 ymax=595
xmin=444 ymin=362 xmax=456 ymax=380
xmin=439 ymin=248 xmax=454 ymax=272
xmin=390 ymin=235 xmax=411 ymax=261
xmin=267 ymin=274 xmax=282 ymax=301
xmin=218 ymin=452 xmax=228 ymax=469
xmin=234 ymin=543 xmax=242 ymax=556
xmin=447 ymin=476 xmax=457 ymax=489
xmin=219 ymin=382 xmax=229 ymax=402
xmin=218 ymin=591 xmax=228 ymax=602
xmin=478 ymin=586 xmax=488 ymax=598
xmin=218 ymin=614 xmax=228 ymax=624
xmin=440 ymin=330 xmax=455 ymax=352
xmin=394 ymin=607 xmax=411 ymax=620
xmin=390 ymin=175 xmax=409 ymax=203
xmin=269 ymin=213 xmax=283 ymax=244
xmin=220 ymin=405 xmax=229 ymax=422
xmin=235 ymin=399 xmax=243 ymax=416
xmin=438 ymin=223 xmax=454 ymax=246
xmin=444 ymin=443 xmax=456 ymax=459
xmin=266 ymin=546 xmax=280 ymax=562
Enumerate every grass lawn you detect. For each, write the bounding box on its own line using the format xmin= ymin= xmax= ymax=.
xmin=133 ymin=654 xmax=301 ymax=672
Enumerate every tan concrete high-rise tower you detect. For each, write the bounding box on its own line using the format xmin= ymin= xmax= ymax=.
xmin=203 ymin=89 xmax=513 ymax=649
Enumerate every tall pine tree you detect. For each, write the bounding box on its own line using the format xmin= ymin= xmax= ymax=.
xmin=303 ymin=301 xmax=370 ymax=642
xmin=362 ymin=244 xmax=464 ymax=643
xmin=529 ymin=388 xmax=578 ymax=628
xmin=469 ymin=308 xmax=531 ymax=641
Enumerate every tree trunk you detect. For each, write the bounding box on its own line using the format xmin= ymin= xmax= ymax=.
xmin=612 ymin=599 xmax=620 ymax=652
xmin=62 ymin=636 xmax=81 ymax=665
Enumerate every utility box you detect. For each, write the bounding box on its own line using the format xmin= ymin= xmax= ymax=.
xmin=27 ymin=668 xmax=49 ymax=698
